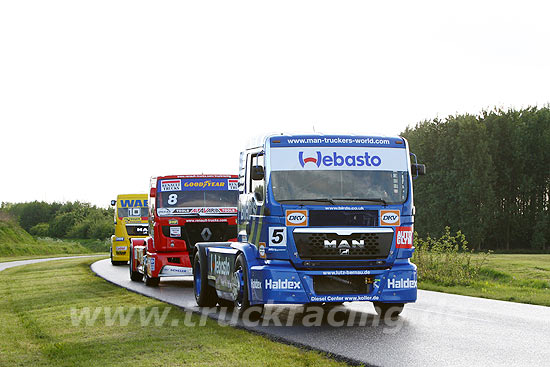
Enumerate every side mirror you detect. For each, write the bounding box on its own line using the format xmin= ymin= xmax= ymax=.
xmin=111 ymin=200 xmax=116 ymax=206
xmin=251 ymin=166 xmax=264 ymax=181
xmin=150 ymin=187 xmax=157 ymax=198
xmin=411 ymin=164 xmax=426 ymax=176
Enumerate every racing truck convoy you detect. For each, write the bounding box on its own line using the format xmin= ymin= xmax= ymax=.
xmin=130 ymin=175 xmax=239 ymax=286
xmin=193 ymin=134 xmax=425 ymax=317
xmin=110 ymin=194 xmax=149 ymax=265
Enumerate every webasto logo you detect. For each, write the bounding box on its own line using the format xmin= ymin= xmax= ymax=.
xmin=298 ymin=151 xmax=382 ymax=168
xmin=212 ymin=254 xmax=230 ymax=276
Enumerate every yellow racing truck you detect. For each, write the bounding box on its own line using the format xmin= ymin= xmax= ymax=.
xmin=110 ymin=194 xmax=149 ymax=265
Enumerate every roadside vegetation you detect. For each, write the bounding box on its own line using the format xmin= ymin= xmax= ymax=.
xmin=1 ymin=201 xmax=113 ymax=240
xmin=0 ymin=257 xmax=346 ymax=367
xmin=403 ymin=106 xmax=550 ymax=253
xmin=413 ymin=228 xmax=550 ymax=306
xmin=0 ymin=214 xmax=108 ymax=261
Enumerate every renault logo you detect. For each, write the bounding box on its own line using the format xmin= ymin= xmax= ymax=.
xmin=201 ymin=227 xmax=212 ymax=241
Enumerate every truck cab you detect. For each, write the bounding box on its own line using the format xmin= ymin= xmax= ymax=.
xmin=193 ymin=134 xmax=425 ymax=317
xmin=110 ymin=194 xmax=149 ymax=265
xmin=130 ymin=175 xmax=239 ymax=286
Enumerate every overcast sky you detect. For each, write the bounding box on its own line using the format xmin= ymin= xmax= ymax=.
xmin=1 ymin=0 xmax=549 ymax=207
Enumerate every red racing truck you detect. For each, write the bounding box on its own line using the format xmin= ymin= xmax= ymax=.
xmin=129 ymin=175 xmax=239 ymax=286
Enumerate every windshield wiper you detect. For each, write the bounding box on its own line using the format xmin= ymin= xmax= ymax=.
xmin=278 ymin=198 xmax=336 ymax=205
xmin=332 ymin=198 xmax=388 ymax=205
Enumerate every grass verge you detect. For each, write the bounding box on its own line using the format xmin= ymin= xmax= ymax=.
xmin=419 ymin=254 xmax=550 ymax=306
xmin=0 ymin=258 xmax=348 ymax=367
xmin=0 ymin=253 xmax=107 ymax=263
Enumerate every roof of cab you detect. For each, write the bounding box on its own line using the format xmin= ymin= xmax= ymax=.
xmin=244 ymin=133 xmax=405 ymax=150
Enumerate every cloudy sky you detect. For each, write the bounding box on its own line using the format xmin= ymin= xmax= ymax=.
xmin=1 ymin=0 xmax=549 ymax=207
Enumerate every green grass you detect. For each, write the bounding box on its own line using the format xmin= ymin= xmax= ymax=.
xmin=419 ymin=254 xmax=550 ymax=306
xmin=0 ymin=258 xmax=348 ymax=367
xmin=0 ymin=253 xmax=107 ymax=263
xmin=0 ymin=237 xmax=96 ymax=258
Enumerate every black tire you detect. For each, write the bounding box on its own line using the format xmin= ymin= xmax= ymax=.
xmin=233 ymin=254 xmax=263 ymax=320
xmin=129 ymin=245 xmax=142 ymax=282
xmin=110 ymin=248 xmax=115 ymax=266
xmin=144 ymin=262 xmax=160 ymax=287
xmin=193 ymin=246 xmax=218 ymax=307
xmin=373 ymin=302 xmax=404 ymax=318
xmin=218 ymin=298 xmax=234 ymax=308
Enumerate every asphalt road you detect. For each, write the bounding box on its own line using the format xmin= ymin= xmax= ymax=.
xmin=92 ymin=258 xmax=550 ymax=367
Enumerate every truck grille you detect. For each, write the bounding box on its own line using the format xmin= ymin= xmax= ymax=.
xmin=293 ymin=230 xmax=393 ymax=260
xmin=308 ymin=210 xmax=378 ymax=227
xmin=125 ymin=225 xmax=148 ymax=236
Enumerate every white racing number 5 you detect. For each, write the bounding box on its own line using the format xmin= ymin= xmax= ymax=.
xmin=269 ymin=227 xmax=287 ymax=247
xmin=167 ymin=194 xmax=178 ymax=205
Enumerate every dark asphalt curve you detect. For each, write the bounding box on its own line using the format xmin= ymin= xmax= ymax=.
xmin=92 ymin=259 xmax=550 ymax=367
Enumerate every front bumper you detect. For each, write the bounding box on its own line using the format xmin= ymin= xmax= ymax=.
xmin=248 ymin=260 xmax=417 ymax=305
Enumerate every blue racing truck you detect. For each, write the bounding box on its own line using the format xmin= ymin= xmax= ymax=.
xmin=193 ymin=134 xmax=425 ymax=317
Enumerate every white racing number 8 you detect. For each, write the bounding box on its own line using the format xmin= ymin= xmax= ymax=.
xmin=168 ymin=194 xmax=178 ymax=205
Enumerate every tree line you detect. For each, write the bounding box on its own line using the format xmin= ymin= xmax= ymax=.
xmin=402 ymin=106 xmax=550 ymax=251
xmin=0 ymin=201 xmax=113 ymax=240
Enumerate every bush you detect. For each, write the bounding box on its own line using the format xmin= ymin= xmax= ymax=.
xmin=412 ymin=227 xmax=491 ymax=286
xmin=29 ymin=223 xmax=50 ymax=237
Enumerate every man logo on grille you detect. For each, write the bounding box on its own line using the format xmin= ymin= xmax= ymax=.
xmin=324 ymin=239 xmax=365 ymax=249
xmin=339 ymin=248 xmax=350 ymax=255
xmin=201 ymin=227 xmax=212 ymax=241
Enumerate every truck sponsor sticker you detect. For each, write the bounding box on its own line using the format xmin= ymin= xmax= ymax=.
xmin=264 ymin=278 xmax=301 ymax=290
xmin=115 ymin=246 xmax=127 ymax=251
xmin=258 ymin=242 xmax=266 ymax=259
xmin=228 ymin=179 xmax=239 ymax=191
xmin=120 ymin=199 xmax=148 ymax=208
xmin=176 ymin=178 xmax=236 ymax=191
xmin=270 ymin=147 xmax=409 ymax=171
xmin=395 ymin=226 xmax=413 ymax=248
xmin=380 ymin=210 xmax=400 ymax=226
xmin=160 ymin=179 xmax=182 ymax=192
xmin=123 ymin=217 xmax=143 ymax=223
xmin=168 ymin=219 xmax=178 ymax=225
xmin=169 ymin=226 xmax=181 ymax=237
xmin=211 ymin=253 xmax=231 ymax=276
xmin=269 ymin=227 xmax=287 ymax=247
xmin=285 ymin=210 xmax=308 ymax=226
xmin=157 ymin=207 xmax=237 ymax=216
xmin=387 ymin=278 xmax=417 ymax=289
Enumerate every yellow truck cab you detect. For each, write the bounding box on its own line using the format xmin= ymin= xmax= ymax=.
xmin=110 ymin=194 xmax=149 ymax=265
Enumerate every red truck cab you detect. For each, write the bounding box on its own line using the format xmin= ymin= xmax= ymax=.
xmin=130 ymin=174 xmax=239 ymax=286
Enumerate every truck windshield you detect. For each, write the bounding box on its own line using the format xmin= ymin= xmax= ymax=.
xmin=271 ymin=170 xmax=408 ymax=205
xmin=155 ymin=177 xmax=238 ymax=216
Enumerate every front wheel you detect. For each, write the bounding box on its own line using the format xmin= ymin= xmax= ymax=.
xmin=193 ymin=249 xmax=218 ymax=307
xmin=233 ymin=254 xmax=263 ymax=320
xmin=144 ymin=262 xmax=160 ymax=287
xmin=373 ymin=302 xmax=404 ymax=318
xmin=129 ymin=245 xmax=142 ymax=281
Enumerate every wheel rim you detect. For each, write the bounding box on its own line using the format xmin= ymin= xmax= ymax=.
xmin=233 ymin=266 xmax=244 ymax=308
xmin=194 ymin=261 xmax=201 ymax=298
